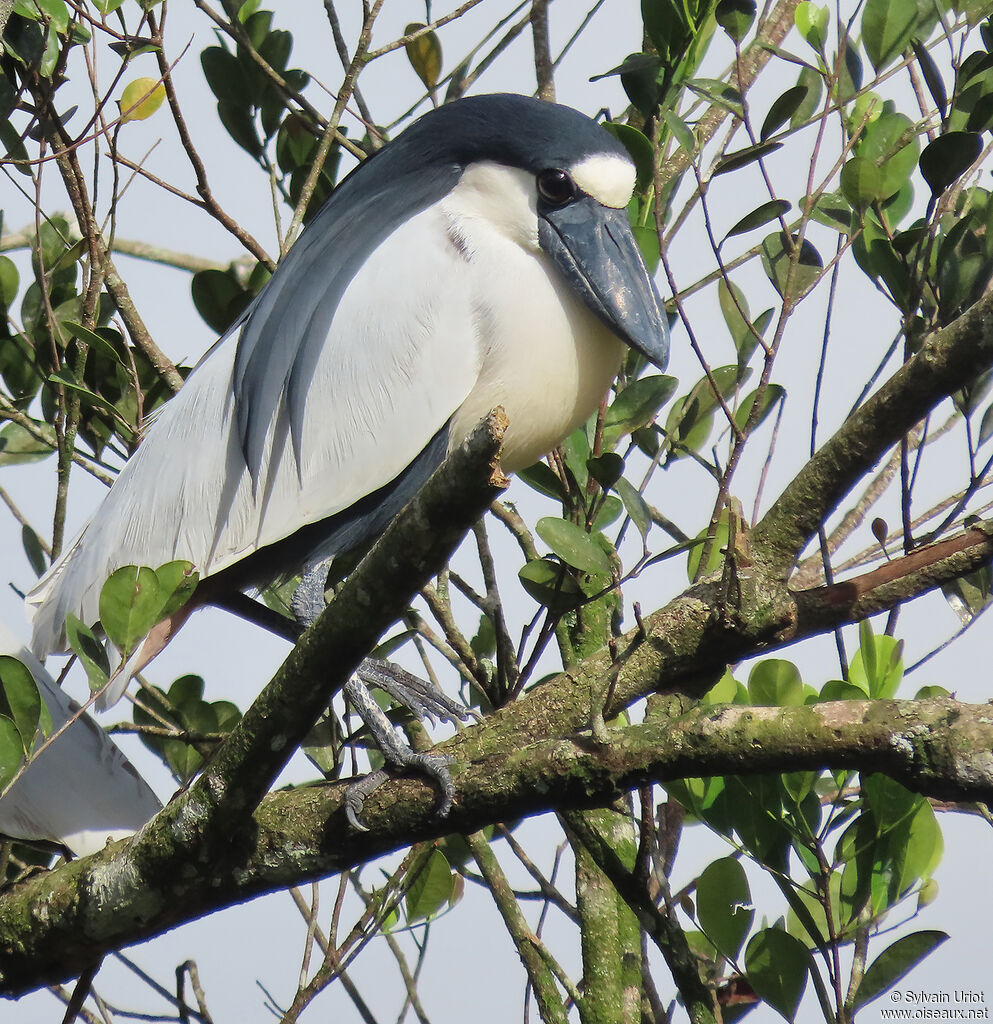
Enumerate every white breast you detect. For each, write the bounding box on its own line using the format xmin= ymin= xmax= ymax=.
xmin=440 ymin=163 xmax=625 ymax=472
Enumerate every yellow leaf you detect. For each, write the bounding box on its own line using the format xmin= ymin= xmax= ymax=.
xmin=119 ymin=78 xmax=166 ymax=124
xmin=404 ymin=22 xmax=442 ymax=90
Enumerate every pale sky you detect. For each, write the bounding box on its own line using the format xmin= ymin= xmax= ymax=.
xmin=2 ymin=2 xmax=990 ymax=1021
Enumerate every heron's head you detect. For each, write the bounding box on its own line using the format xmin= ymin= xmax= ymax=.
xmin=390 ymin=94 xmax=671 ymax=372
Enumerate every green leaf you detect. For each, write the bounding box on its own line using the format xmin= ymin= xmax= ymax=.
xmin=36 ymin=0 xmax=70 ymax=32
xmin=191 ymin=268 xmax=251 ymax=334
xmin=719 ymin=278 xmax=751 ymax=349
xmin=217 ymin=99 xmax=262 ymax=157
xmin=605 ymin=375 xmax=678 ymax=438
xmin=685 ymin=365 xmax=743 ymax=415
xmin=119 ymin=78 xmax=166 ymax=123
xmin=853 ymin=931 xmax=948 ymax=1010
xmin=661 ymin=109 xmax=695 ymax=156
xmin=897 ymin=800 xmax=943 ymax=892
xmin=942 ymin=567 xmax=992 ymax=624
xmin=200 ymin=46 xmax=249 ymax=106
xmin=641 ymin=0 xmax=694 ymax=65
xmin=748 ymin=659 xmax=804 ymax=706
xmin=697 ymin=857 xmax=754 ymax=958
xmin=841 ymin=156 xmax=886 ymax=207
xmin=856 ymin=112 xmax=920 ymax=198
xmin=237 ymin=0 xmax=262 ymax=23
xmin=62 ymin=320 xmax=127 ymax=367
xmin=734 ymin=383 xmax=785 ymax=431
xmin=919 ymin=131 xmax=983 ymax=196
xmin=849 ymin=625 xmax=903 ymax=698
xmin=615 ymin=477 xmax=652 ymax=540
xmin=518 ymin=557 xmax=582 ymax=611
xmin=302 ymin=712 xmax=341 ymax=776
xmin=38 ymin=20 xmax=59 ymax=77
xmin=820 ymin=679 xmax=869 ymax=701
xmin=686 ymin=79 xmax=744 ymax=118
xmin=966 ymin=89 xmax=993 ymax=133
xmin=560 ymin=428 xmax=590 ymax=488
xmin=518 ymin=461 xmax=566 ymax=500
xmin=591 ymin=495 xmax=623 ymax=531
xmin=99 ymin=566 xmax=162 ymax=654
xmin=795 ymin=2 xmax=829 ymax=51
xmin=744 ymin=928 xmax=810 ymax=1020
xmin=792 ymin=66 xmax=825 ymax=127
xmin=0 ymin=655 xmax=42 ymax=753
xmin=21 ymin=524 xmax=47 ymax=577
xmin=862 ymin=0 xmax=919 ymax=70
xmin=723 ymin=199 xmax=791 ymax=241
xmin=760 ymin=231 xmax=823 ymax=299
xmin=404 ymin=23 xmax=442 ymax=90
xmin=864 ymin=773 xmax=919 ymax=834
xmin=586 ymin=453 xmax=624 ymax=490
xmin=593 ymin=53 xmax=664 ymax=117
xmin=761 ymin=84 xmax=810 ymax=140
xmin=712 ymin=140 xmax=783 ymax=176
xmin=702 ymin=668 xmax=739 ymax=705
xmin=809 ymin=191 xmax=853 ymax=231
xmin=0 ymin=716 xmax=24 ymax=793
xmin=49 ymin=368 xmax=135 ymax=436
xmin=65 ymin=613 xmax=110 ymax=692
xmin=853 ymin=210 xmax=910 ymax=305
xmin=910 ymin=39 xmax=947 ymax=119
xmin=837 ymin=34 xmax=865 ymax=103
xmin=631 ymin=224 xmax=661 ymax=274
xmin=0 ymin=255 xmax=18 ymax=308
xmin=716 ymin=0 xmax=756 ymax=41
xmin=686 ymin=515 xmax=730 ymax=581
xmin=98 ymin=562 xmax=198 ymax=656
xmin=405 ymin=848 xmax=454 ymax=922
xmin=0 ymin=421 xmax=54 ymax=466
xmin=536 ymin=518 xmax=612 ymax=576
xmin=154 ymin=560 xmax=200 ymax=621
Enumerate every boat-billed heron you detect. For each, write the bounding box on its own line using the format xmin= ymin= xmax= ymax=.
xmin=27 ymin=93 xmax=669 ymax=822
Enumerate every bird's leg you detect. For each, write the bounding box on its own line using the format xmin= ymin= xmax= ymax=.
xmin=289 ymin=562 xmax=330 ymax=627
xmin=292 ymin=559 xmax=471 ymax=827
xmin=341 ymin=678 xmax=454 ymax=831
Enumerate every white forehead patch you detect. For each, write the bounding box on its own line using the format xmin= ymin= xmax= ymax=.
xmin=570 ymin=154 xmax=636 ymax=209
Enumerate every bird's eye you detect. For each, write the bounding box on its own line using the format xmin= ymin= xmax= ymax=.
xmin=537 ymin=169 xmax=576 ymax=206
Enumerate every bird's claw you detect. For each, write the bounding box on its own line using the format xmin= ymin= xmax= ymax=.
xmin=343 ymin=753 xmax=455 ymax=830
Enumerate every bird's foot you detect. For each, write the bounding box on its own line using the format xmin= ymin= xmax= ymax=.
xmin=343 ymin=750 xmax=456 ymax=831
xmin=342 ymin=676 xmax=459 ymax=830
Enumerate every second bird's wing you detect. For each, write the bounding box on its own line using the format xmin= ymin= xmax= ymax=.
xmin=0 ymin=622 xmax=161 ymax=856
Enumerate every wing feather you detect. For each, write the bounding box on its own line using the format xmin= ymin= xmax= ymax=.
xmin=0 ymin=623 xmax=161 ymax=855
xmin=234 ymin=158 xmax=461 ymax=477
xmin=28 ymin=203 xmax=483 ymax=656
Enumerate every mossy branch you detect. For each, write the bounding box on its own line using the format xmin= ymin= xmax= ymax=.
xmin=753 ymin=290 xmax=993 ymax=578
xmin=2 ymin=693 xmax=991 ymax=993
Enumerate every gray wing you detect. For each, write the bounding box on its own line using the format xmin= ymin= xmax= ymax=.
xmin=233 ymin=149 xmax=463 ymax=477
xmin=28 ymin=197 xmax=486 ymax=660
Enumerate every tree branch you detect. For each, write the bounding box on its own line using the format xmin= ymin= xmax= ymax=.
xmin=753 ymin=289 xmax=993 ymax=577
xmin=2 ymin=692 xmax=991 ymax=993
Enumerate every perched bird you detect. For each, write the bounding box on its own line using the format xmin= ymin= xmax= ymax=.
xmin=27 ymin=94 xmax=669 ymax=817
xmin=0 ymin=622 xmax=160 ymax=858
